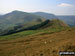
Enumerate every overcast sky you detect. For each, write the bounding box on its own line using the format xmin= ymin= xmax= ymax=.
xmin=0 ymin=0 xmax=75 ymax=15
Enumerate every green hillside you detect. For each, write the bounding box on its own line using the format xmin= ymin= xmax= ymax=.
xmin=0 ymin=11 xmax=47 ymax=35
xmin=0 ymin=22 xmax=74 ymax=56
xmin=0 ymin=13 xmax=73 ymax=56
xmin=0 ymin=11 xmax=45 ymax=31
xmin=0 ymin=19 xmax=68 ymax=36
xmin=0 ymin=19 xmax=69 ymax=39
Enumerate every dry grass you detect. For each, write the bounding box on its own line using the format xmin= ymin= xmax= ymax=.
xmin=0 ymin=28 xmax=75 ymax=56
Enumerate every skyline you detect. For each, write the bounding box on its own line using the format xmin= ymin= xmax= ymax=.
xmin=0 ymin=0 xmax=75 ymax=15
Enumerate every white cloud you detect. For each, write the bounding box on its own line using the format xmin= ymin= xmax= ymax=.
xmin=58 ymin=3 xmax=73 ymax=7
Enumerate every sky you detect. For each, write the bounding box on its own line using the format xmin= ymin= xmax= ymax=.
xmin=0 ymin=0 xmax=75 ymax=15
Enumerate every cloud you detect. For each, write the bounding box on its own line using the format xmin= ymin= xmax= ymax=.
xmin=58 ymin=3 xmax=73 ymax=7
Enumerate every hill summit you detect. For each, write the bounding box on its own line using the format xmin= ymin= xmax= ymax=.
xmin=32 ymin=12 xmax=57 ymax=19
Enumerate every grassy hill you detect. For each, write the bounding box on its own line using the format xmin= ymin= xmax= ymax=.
xmin=0 ymin=11 xmax=74 ymax=35
xmin=0 ymin=11 xmax=47 ymax=35
xmin=0 ymin=19 xmax=68 ymax=36
xmin=0 ymin=11 xmax=74 ymax=56
xmin=32 ymin=12 xmax=75 ymax=27
xmin=0 ymin=27 xmax=74 ymax=56
xmin=0 ymin=19 xmax=71 ymax=56
xmin=0 ymin=11 xmax=45 ymax=31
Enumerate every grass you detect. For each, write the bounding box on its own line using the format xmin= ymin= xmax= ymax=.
xmin=0 ymin=26 xmax=69 ymax=40
xmin=0 ymin=27 xmax=75 ymax=56
xmin=0 ymin=19 xmax=70 ymax=40
xmin=0 ymin=19 xmax=73 ymax=56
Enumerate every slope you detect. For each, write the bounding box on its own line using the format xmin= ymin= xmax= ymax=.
xmin=57 ymin=16 xmax=75 ymax=27
xmin=32 ymin=12 xmax=75 ymax=27
xmin=0 ymin=10 xmax=45 ymax=30
xmin=1 ymin=19 xmax=68 ymax=36
xmin=32 ymin=12 xmax=57 ymax=19
xmin=0 ymin=27 xmax=74 ymax=56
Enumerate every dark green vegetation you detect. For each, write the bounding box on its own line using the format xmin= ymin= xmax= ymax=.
xmin=0 ymin=18 xmax=68 ymax=36
xmin=0 ymin=19 xmax=69 ymax=40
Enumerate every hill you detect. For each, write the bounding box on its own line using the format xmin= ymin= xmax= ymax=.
xmin=2 ymin=11 xmax=45 ymax=24
xmin=57 ymin=16 xmax=75 ymax=27
xmin=0 ymin=27 xmax=74 ymax=56
xmin=0 ymin=15 xmax=2 ymax=18
xmin=0 ymin=11 xmax=45 ymax=34
xmin=0 ymin=11 xmax=74 ymax=32
xmin=32 ymin=12 xmax=57 ymax=19
xmin=0 ymin=11 xmax=73 ymax=56
xmin=32 ymin=12 xmax=75 ymax=27
xmin=0 ymin=19 xmax=68 ymax=36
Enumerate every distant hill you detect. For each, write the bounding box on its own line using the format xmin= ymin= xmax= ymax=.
xmin=32 ymin=12 xmax=75 ymax=27
xmin=0 ymin=15 xmax=1 ymax=17
xmin=57 ymin=16 xmax=75 ymax=27
xmin=32 ymin=12 xmax=57 ymax=19
xmin=0 ymin=19 xmax=68 ymax=36
xmin=0 ymin=11 xmax=69 ymax=35
xmin=0 ymin=15 xmax=3 ymax=19
xmin=3 ymin=11 xmax=45 ymax=24
xmin=0 ymin=11 xmax=45 ymax=31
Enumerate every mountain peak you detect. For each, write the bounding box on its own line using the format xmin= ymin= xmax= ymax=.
xmin=4 ymin=10 xmax=28 ymax=16
xmin=11 ymin=10 xmax=24 ymax=13
xmin=12 ymin=10 xmax=22 ymax=12
xmin=33 ymin=12 xmax=57 ymax=19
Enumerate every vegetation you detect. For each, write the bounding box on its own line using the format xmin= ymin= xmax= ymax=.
xmin=0 ymin=27 xmax=75 ymax=56
xmin=0 ymin=11 xmax=45 ymax=32
xmin=0 ymin=10 xmax=74 ymax=56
